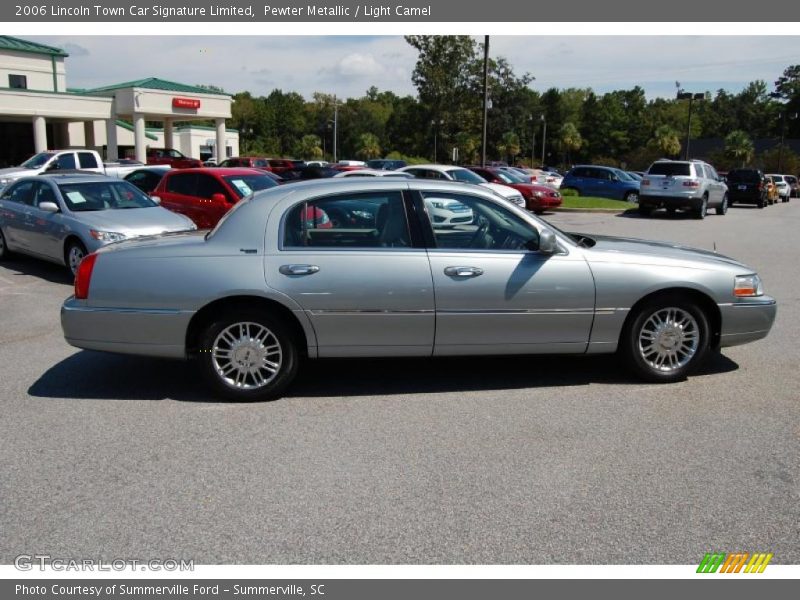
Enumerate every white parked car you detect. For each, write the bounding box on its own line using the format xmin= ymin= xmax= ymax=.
xmin=398 ymin=164 xmax=526 ymax=209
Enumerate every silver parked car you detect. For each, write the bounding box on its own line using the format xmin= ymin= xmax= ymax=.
xmin=0 ymin=174 xmax=197 ymax=275
xmin=61 ymin=179 xmax=776 ymax=401
xmin=639 ymin=159 xmax=728 ymax=218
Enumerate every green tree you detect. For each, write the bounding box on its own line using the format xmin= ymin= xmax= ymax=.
xmin=297 ymin=134 xmax=323 ymax=159
xmin=557 ymin=122 xmax=583 ymax=167
xmin=497 ymin=131 xmax=521 ymax=164
xmin=651 ymin=125 xmax=682 ymax=158
xmin=724 ymin=130 xmax=755 ymax=167
xmin=356 ymin=133 xmax=381 ymax=160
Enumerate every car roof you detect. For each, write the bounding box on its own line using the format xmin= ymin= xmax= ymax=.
xmin=165 ymin=167 xmax=265 ymax=176
xmin=28 ymin=173 xmax=120 ymax=185
xmin=400 ymin=164 xmax=463 ymax=172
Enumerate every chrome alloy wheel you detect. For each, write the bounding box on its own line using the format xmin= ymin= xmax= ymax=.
xmin=68 ymin=244 xmax=85 ymax=275
xmin=211 ymin=322 xmax=283 ymax=390
xmin=637 ymin=307 xmax=700 ymax=372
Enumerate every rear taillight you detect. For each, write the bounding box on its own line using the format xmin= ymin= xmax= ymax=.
xmin=74 ymin=253 xmax=98 ymax=300
xmin=682 ymin=181 xmax=700 ymax=188
xmin=642 ymin=179 xmax=650 ymax=186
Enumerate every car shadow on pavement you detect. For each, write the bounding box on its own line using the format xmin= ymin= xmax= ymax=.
xmin=28 ymin=350 xmax=740 ymax=402
xmin=0 ymin=254 xmax=73 ymax=286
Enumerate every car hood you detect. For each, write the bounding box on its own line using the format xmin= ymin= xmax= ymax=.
xmin=481 ymin=182 xmax=522 ymax=198
xmin=582 ymin=234 xmax=749 ymax=269
xmin=0 ymin=167 xmax=34 ymax=178
xmin=71 ymin=207 xmax=196 ymax=236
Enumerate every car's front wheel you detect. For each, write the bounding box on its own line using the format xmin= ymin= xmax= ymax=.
xmin=624 ymin=191 xmax=639 ymax=203
xmin=0 ymin=227 xmax=10 ymax=260
xmin=65 ymin=240 xmax=87 ymax=276
xmin=621 ymin=296 xmax=711 ymax=383
xmin=198 ymin=310 xmax=299 ymax=401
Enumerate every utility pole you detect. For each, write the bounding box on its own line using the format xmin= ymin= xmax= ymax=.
xmin=481 ymin=35 xmax=489 ymax=167
xmin=540 ymin=115 xmax=547 ymax=168
xmin=677 ymin=90 xmax=704 ymax=160
xmin=777 ymin=111 xmax=798 ymax=172
xmin=332 ymin=95 xmax=338 ymax=163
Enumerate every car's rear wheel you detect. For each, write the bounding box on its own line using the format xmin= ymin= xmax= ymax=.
xmin=694 ymin=196 xmax=708 ymax=219
xmin=638 ymin=204 xmax=653 ymax=216
xmin=198 ymin=310 xmax=298 ymax=401
xmin=716 ymin=194 xmax=728 ymax=215
xmin=621 ymin=296 xmax=711 ymax=383
xmin=757 ymin=197 xmax=765 ymax=209
xmin=65 ymin=240 xmax=87 ymax=276
xmin=624 ymin=191 xmax=639 ymax=203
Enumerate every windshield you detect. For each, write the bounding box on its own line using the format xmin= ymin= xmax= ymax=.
xmin=770 ymin=175 xmax=785 ymax=182
xmin=648 ymin=162 xmax=691 ymax=176
xmin=21 ymin=152 xmax=55 ymax=169
xmin=495 ymin=170 xmax=527 ymax=184
xmin=222 ymin=175 xmax=278 ymax=198
xmin=727 ymin=170 xmax=761 ymax=183
xmin=449 ymin=168 xmax=487 ymax=184
xmin=58 ymin=181 xmax=158 ymax=212
xmin=614 ymin=169 xmax=635 ymax=181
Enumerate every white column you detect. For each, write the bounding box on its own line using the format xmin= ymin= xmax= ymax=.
xmin=215 ymin=118 xmax=226 ymax=163
xmin=83 ymin=121 xmax=96 ymax=148
xmin=33 ymin=116 xmax=47 ymax=153
xmin=164 ymin=118 xmax=174 ymax=149
xmin=133 ymin=113 xmax=146 ymax=163
xmin=105 ymin=118 xmax=118 ymax=161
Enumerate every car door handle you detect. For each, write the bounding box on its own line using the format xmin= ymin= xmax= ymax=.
xmin=444 ymin=266 xmax=484 ymax=277
xmin=279 ymin=264 xmax=320 ymax=276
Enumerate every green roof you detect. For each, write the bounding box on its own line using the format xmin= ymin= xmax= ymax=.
xmin=0 ymin=36 xmax=68 ymax=57
xmin=115 ymin=120 xmax=158 ymax=141
xmin=86 ymin=78 xmax=230 ymax=96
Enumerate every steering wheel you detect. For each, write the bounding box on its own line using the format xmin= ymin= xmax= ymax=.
xmin=468 ymin=220 xmax=490 ymax=248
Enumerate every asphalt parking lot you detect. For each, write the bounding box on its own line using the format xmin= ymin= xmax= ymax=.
xmin=1 ymin=202 xmax=798 ymax=565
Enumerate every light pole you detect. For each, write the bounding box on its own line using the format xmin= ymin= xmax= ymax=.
xmin=540 ymin=115 xmax=547 ymax=168
xmin=529 ymin=115 xmax=536 ymax=166
xmin=431 ymin=118 xmax=444 ymax=163
xmin=677 ymin=90 xmax=705 ymax=160
xmin=332 ymin=95 xmax=339 ymax=163
xmin=777 ymin=110 xmax=798 ymax=172
xmin=481 ymin=35 xmax=489 ymax=167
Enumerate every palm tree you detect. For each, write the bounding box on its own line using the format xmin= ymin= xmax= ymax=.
xmin=651 ymin=125 xmax=681 ymax=158
xmin=724 ymin=130 xmax=754 ymax=167
xmin=497 ymin=132 xmax=521 ymax=164
xmin=298 ymin=135 xmax=323 ymax=160
xmin=558 ymin=122 xmax=583 ymax=166
xmin=356 ymin=133 xmax=381 ymax=160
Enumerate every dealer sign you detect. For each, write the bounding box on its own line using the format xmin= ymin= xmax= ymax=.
xmin=172 ymin=97 xmax=201 ymax=109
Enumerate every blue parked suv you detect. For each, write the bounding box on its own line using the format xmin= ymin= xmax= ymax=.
xmin=561 ymin=165 xmax=640 ymax=202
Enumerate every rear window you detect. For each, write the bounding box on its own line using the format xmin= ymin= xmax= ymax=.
xmin=727 ymin=170 xmax=761 ymax=183
xmin=648 ymin=162 xmax=691 ymax=177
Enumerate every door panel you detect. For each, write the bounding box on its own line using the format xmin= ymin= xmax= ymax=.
xmin=265 ymin=190 xmax=435 ymax=357
xmin=25 ymin=182 xmax=64 ymax=260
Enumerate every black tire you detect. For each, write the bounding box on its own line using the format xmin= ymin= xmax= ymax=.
xmin=638 ymin=204 xmax=653 ymax=216
xmin=757 ymin=198 xmax=765 ymax=209
xmin=64 ymin=239 xmax=88 ymax=276
xmin=0 ymin=227 xmax=10 ymax=260
xmin=198 ymin=309 xmax=299 ymax=401
xmin=782 ymin=195 xmax=789 ymax=203
xmin=620 ymin=295 xmax=711 ymax=383
xmin=716 ymin=194 xmax=728 ymax=215
xmin=694 ymin=196 xmax=708 ymax=219
xmin=624 ymin=191 xmax=639 ymax=203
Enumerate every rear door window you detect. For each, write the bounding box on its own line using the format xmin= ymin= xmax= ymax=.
xmin=78 ymin=152 xmax=99 ymax=169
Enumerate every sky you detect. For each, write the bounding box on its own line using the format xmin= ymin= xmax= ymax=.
xmin=31 ymin=35 xmax=800 ymax=101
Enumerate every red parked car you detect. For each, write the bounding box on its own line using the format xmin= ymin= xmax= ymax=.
xmin=467 ymin=166 xmax=563 ymax=214
xmin=151 ymin=168 xmax=278 ymax=228
xmin=146 ymin=148 xmax=203 ymax=169
xmin=219 ymin=156 xmax=270 ymax=169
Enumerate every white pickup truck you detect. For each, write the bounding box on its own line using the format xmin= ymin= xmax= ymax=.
xmin=0 ymin=149 xmax=153 ymax=188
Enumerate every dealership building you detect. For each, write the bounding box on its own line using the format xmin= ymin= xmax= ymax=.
xmin=0 ymin=35 xmax=238 ymax=167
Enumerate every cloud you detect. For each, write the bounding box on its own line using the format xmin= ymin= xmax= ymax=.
xmin=334 ymin=53 xmax=384 ymax=77
xmin=61 ymin=43 xmax=89 ymax=56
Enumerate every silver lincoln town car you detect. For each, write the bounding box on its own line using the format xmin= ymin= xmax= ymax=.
xmin=61 ymin=178 xmax=776 ymax=401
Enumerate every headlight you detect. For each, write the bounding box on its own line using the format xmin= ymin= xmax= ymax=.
xmin=534 ymin=191 xmax=544 ymax=197
xmin=734 ymin=274 xmax=764 ymax=297
xmin=430 ymin=201 xmax=445 ymax=209
xmin=89 ymin=229 xmax=127 ymax=243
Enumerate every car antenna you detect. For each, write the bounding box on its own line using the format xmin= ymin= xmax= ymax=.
xmin=713 ymin=241 xmax=717 ymax=252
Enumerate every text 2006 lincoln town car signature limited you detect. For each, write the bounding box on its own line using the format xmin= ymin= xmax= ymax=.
xmin=61 ymin=179 xmax=776 ymax=401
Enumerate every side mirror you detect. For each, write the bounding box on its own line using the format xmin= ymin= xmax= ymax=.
xmin=150 ymin=195 xmax=162 ymax=205
xmin=39 ymin=201 xmax=59 ymax=213
xmin=536 ymin=228 xmax=558 ymax=254
xmin=211 ymin=193 xmax=229 ymax=204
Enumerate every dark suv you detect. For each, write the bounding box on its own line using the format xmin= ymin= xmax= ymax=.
xmin=726 ymin=169 xmax=767 ymax=208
